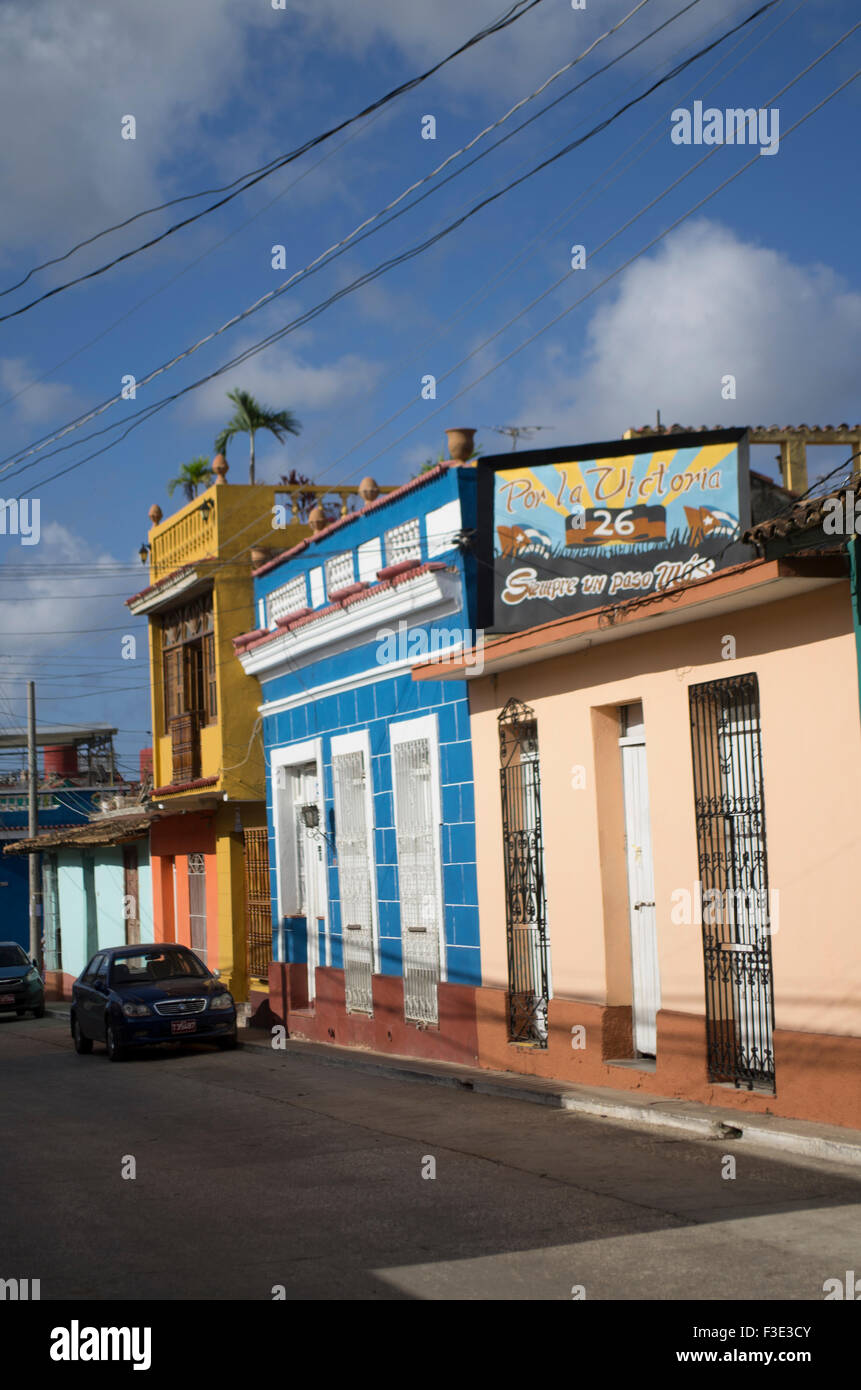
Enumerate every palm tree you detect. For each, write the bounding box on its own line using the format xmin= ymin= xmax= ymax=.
xmin=214 ymin=388 xmax=302 ymax=485
xmin=167 ymin=455 xmax=214 ymax=501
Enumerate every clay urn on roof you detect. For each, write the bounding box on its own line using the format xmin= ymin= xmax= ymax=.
xmin=445 ymin=427 xmax=476 ymax=463
xmin=308 ymin=504 xmax=329 ymax=534
xmin=148 ymin=504 xmax=163 ymax=525
xmin=212 ymin=452 xmax=229 ymax=483
xmin=358 ymin=476 xmax=380 ymax=504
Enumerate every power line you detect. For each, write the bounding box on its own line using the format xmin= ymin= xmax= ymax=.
xmin=0 ymin=0 xmax=779 ymax=489
xmin=0 ymin=105 xmax=391 ymax=419
xmin=285 ymin=0 xmax=802 ymax=488
xmin=0 ymin=0 xmax=548 ymax=315
xmin=349 ymin=68 xmax=859 ymax=484
xmin=1 ymin=17 xmax=849 ymax=663
xmin=0 ymin=0 xmax=663 ymax=478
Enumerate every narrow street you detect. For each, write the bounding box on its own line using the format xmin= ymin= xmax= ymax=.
xmin=3 ymin=1013 xmax=859 ymax=1302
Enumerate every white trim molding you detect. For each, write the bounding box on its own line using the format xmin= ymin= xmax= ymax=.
xmin=239 ymin=565 xmax=462 ymax=682
xmin=270 ymin=738 xmax=327 ymax=966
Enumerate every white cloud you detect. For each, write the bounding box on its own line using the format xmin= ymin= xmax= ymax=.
xmin=0 ymin=0 xmax=756 ymax=257
xmin=0 ymin=0 xmax=276 ymax=254
xmin=518 ymin=219 xmax=861 ymax=442
xmin=0 ymin=522 xmax=129 ymax=660
xmin=184 ymin=326 xmax=384 ymax=481
xmin=285 ymin=0 xmax=753 ymax=98
xmin=0 ymin=358 xmax=76 ymax=424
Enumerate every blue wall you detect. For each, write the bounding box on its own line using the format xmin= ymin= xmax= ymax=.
xmin=252 ymin=466 xmax=482 ymax=990
xmin=263 ymin=670 xmax=480 ymax=986
xmin=48 ymin=842 xmax=155 ymax=981
xmin=0 ymin=788 xmax=107 ymax=951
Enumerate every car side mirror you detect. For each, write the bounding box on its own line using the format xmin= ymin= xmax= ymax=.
xmin=212 ymin=968 xmax=220 ymax=979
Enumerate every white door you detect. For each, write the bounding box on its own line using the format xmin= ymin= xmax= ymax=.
xmin=620 ymin=704 xmax=661 ymax=1056
xmin=331 ymin=747 xmax=375 ymax=1016
xmin=392 ymin=732 xmax=443 ymax=1026
xmin=292 ymin=762 xmax=324 ymax=1000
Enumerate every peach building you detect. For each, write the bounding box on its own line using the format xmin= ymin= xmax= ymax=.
xmin=415 ymin=551 xmax=861 ymax=1130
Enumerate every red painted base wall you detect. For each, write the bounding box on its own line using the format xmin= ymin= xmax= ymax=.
xmin=44 ymin=970 xmax=76 ymax=1002
xmin=266 ymin=964 xmax=479 ymax=1067
xmin=263 ymin=968 xmax=861 ymax=1132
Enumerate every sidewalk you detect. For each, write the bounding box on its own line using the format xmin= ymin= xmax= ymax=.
xmin=239 ymin=1021 xmax=861 ymax=1168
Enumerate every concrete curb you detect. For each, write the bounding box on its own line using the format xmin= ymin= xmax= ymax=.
xmin=239 ymin=1026 xmax=861 ymax=1168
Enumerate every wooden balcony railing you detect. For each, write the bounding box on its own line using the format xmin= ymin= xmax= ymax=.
xmin=149 ymin=483 xmax=398 ymax=578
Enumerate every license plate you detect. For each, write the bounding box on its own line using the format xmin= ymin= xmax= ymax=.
xmin=171 ymin=1019 xmax=197 ymax=1034
xmin=0 ymin=993 xmax=15 ymax=1004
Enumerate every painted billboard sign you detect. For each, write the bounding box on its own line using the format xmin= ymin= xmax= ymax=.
xmin=479 ymin=430 xmax=751 ymax=631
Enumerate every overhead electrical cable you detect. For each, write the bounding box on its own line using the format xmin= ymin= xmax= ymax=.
xmin=1 ymin=65 xmax=855 ymax=650
xmin=0 ymin=0 xmax=549 ymax=309
xmin=0 ymin=0 xmax=663 ymax=472
xmin=0 ymin=0 xmax=783 ymax=486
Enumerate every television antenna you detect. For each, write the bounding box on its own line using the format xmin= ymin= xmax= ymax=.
xmin=485 ymin=424 xmax=554 ymax=452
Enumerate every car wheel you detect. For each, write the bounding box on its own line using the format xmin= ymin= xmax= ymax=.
xmin=216 ymin=1031 xmax=238 ymax=1050
xmin=15 ymin=1008 xmax=25 ymax=1017
xmin=72 ymin=1014 xmax=93 ymax=1055
xmin=105 ymin=1021 xmax=126 ymax=1062
xmin=32 ymin=1003 xmax=45 ymax=1019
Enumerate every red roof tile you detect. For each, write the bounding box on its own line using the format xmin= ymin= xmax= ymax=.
xmin=254 ymin=465 xmax=453 ymax=577
xmin=126 ymin=559 xmax=216 ymax=607
xmin=235 ymin=561 xmax=451 ymax=654
xmin=151 ymin=776 xmax=219 ymax=796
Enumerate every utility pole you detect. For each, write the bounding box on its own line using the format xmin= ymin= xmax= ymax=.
xmin=27 ymin=681 xmax=42 ymax=968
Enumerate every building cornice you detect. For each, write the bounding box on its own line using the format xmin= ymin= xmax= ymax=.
xmin=238 ymin=565 xmax=462 ymax=680
xmin=127 ymin=562 xmax=215 ymax=616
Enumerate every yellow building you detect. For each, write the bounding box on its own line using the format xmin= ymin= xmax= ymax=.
xmin=127 ymin=454 xmax=390 ymax=1007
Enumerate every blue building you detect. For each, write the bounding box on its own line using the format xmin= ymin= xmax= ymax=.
xmin=235 ymin=463 xmax=482 ymax=1053
xmin=0 ymin=725 xmax=125 ymax=955
xmin=7 ymin=810 xmax=156 ymax=998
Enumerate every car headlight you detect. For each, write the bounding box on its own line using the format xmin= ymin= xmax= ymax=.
xmin=121 ymin=1002 xmax=152 ymax=1018
xmin=209 ymin=993 xmax=234 ymax=1011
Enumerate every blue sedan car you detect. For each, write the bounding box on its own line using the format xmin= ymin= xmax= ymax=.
xmin=71 ymin=944 xmax=237 ymax=1061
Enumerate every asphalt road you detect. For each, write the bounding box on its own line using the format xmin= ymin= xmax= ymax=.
xmin=2 ymin=1012 xmax=860 ymax=1300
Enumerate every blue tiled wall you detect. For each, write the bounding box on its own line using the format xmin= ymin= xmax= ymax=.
xmin=262 ymin=668 xmax=480 ymax=988
xmin=256 ymin=467 xmax=481 ymax=991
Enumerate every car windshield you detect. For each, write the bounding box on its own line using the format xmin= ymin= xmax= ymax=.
xmin=109 ymin=949 xmax=208 ymax=986
xmin=0 ymin=944 xmax=28 ymax=968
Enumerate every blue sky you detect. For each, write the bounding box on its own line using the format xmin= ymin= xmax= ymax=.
xmin=0 ymin=0 xmax=857 ymax=773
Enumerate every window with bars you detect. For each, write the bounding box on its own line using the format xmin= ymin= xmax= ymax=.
xmin=325 ymin=551 xmax=355 ymax=594
xmin=498 ymin=699 xmax=550 ymax=1046
xmin=268 ymin=575 xmax=308 ymax=625
xmin=187 ymin=852 xmax=207 ymax=962
xmin=384 ymin=518 xmax=421 ymax=566
xmin=688 ymin=673 xmax=775 ymax=1091
xmin=161 ymin=594 xmax=217 ymax=726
